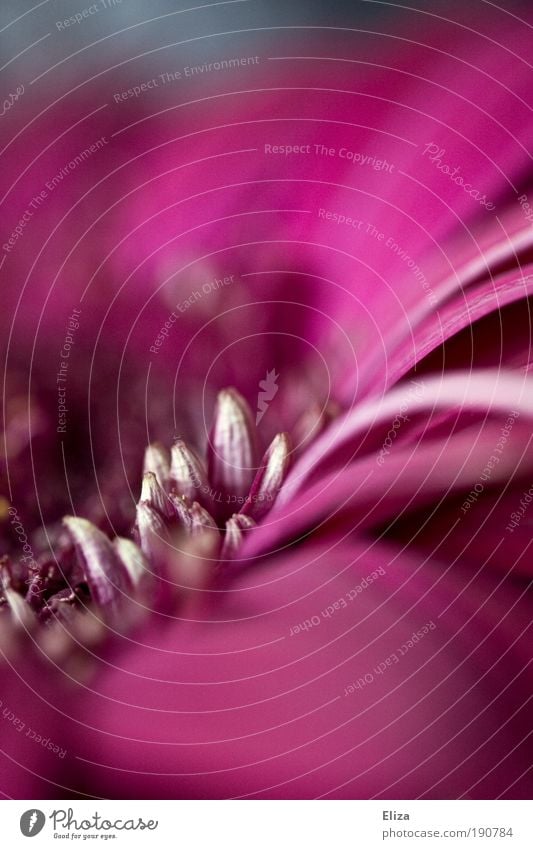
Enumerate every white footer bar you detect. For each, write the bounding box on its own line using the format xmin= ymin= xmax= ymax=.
xmin=2 ymin=799 xmax=532 ymax=847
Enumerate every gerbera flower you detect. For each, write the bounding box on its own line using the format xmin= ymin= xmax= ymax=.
xmin=1 ymin=0 xmax=533 ymax=800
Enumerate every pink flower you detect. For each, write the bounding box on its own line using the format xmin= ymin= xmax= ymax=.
xmin=1 ymin=3 xmax=533 ymax=799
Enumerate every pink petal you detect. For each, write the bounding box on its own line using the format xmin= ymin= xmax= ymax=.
xmin=58 ymin=540 xmax=533 ymax=799
xmin=241 ymin=433 xmax=292 ymax=521
xmin=221 ymin=515 xmax=256 ymax=560
xmin=208 ymin=389 xmax=260 ymax=502
xmin=140 ymin=472 xmax=173 ymax=520
xmin=384 ymin=263 xmax=533 ymax=390
xmin=63 ymin=517 xmax=131 ymax=611
xmin=143 ymin=444 xmax=171 ymax=492
xmin=281 ymin=371 xmax=533 ymax=506
xmin=170 ymin=441 xmax=210 ymax=506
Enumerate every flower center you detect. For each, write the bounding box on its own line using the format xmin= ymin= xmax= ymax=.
xmin=1 ymin=387 xmax=337 ymax=639
xmin=139 ymin=387 xmax=291 ymax=556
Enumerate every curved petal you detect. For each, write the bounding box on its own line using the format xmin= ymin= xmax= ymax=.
xmin=386 ymin=484 xmax=533 ymax=581
xmin=55 ymin=540 xmax=533 ymax=799
xmin=0 ymin=633 xmax=74 ymax=798
xmin=384 ymin=263 xmax=533 ymax=391
xmin=280 ymin=370 xmax=533 ymax=506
